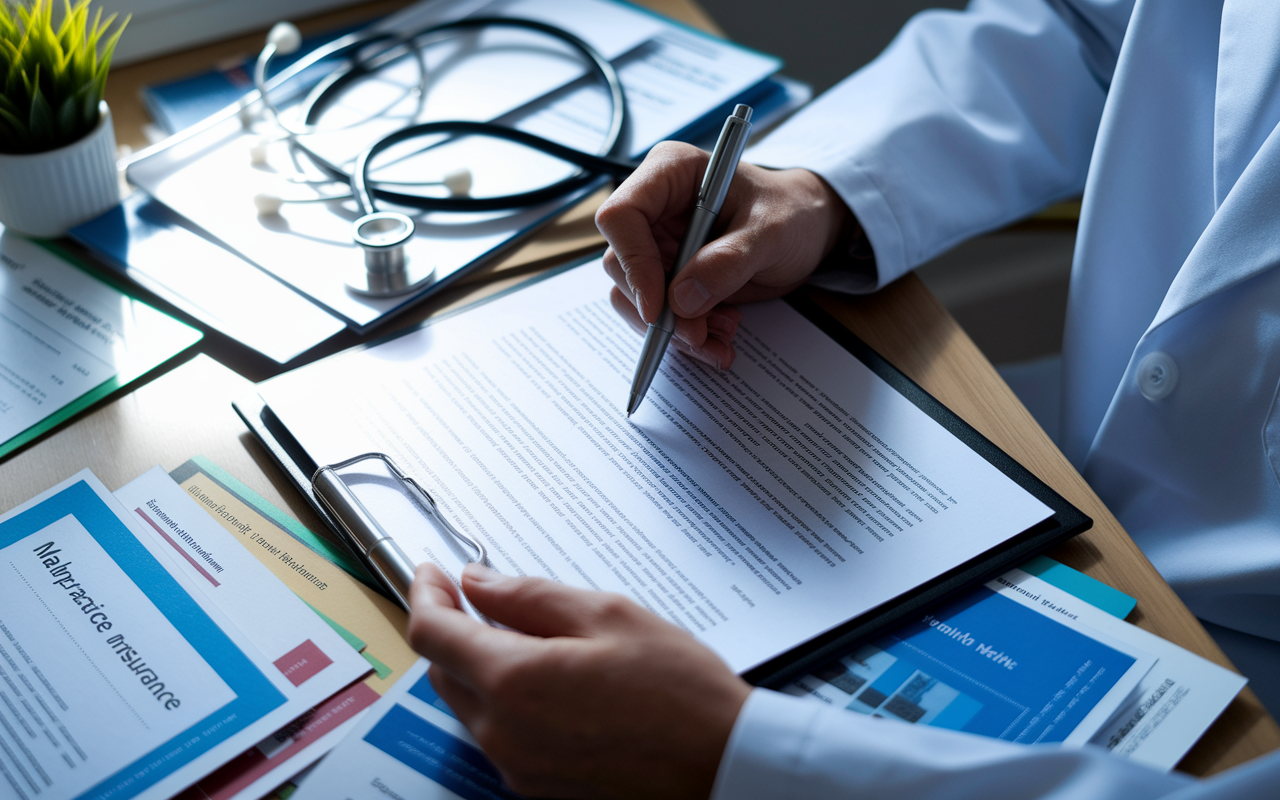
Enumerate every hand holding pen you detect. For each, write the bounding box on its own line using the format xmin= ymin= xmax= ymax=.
xmin=596 ymin=112 xmax=852 ymax=409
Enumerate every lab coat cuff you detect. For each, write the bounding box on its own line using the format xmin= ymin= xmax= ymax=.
xmin=748 ymin=146 xmax=909 ymax=293
xmin=710 ymin=688 xmax=827 ymax=800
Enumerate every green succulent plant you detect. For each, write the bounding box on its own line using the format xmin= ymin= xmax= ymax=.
xmin=0 ymin=0 xmax=128 ymax=154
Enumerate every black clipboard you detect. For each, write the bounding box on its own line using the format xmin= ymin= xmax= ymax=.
xmin=235 ymin=255 xmax=1091 ymax=689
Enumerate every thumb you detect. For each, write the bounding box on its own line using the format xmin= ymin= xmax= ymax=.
xmin=461 ymin=564 xmax=648 ymax=639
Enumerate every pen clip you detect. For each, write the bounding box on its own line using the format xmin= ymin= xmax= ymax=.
xmin=697 ymin=103 xmax=753 ymax=209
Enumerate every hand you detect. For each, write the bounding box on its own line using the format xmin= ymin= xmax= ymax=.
xmin=408 ymin=563 xmax=752 ymax=800
xmin=596 ymin=141 xmax=850 ymax=369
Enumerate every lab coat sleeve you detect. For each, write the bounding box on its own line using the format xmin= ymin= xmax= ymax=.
xmin=711 ymin=688 xmax=1279 ymax=800
xmin=747 ymin=0 xmax=1126 ymax=292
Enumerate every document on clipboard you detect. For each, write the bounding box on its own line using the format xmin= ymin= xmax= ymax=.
xmin=235 ymin=259 xmax=1090 ymax=685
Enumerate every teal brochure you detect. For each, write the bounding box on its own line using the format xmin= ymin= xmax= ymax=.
xmin=1021 ymin=554 xmax=1137 ymax=619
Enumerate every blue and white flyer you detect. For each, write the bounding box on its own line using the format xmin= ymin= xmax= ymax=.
xmin=788 ymin=580 xmax=1155 ymax=747
xmin=0 ymin=470 xmax=346 ymax=800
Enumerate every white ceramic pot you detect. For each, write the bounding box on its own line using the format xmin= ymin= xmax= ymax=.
xmin=0 ymin=101 xmax=120 ymax=238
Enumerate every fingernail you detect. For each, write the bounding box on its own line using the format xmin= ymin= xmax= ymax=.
xmin=465 ymin=563 xmax=501 ymax=584
xmin=673 ymin=278 xmax=711 ymax=316
xmin=689 ymin=347 xmax=720 ymax=369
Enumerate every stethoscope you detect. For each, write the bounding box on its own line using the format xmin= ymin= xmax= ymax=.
xmin=248 ymin=17 xmax=638 ymax=296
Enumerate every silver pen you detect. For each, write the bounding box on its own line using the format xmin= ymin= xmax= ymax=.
xmin=626 ymin=104 xmax=753 ymax=417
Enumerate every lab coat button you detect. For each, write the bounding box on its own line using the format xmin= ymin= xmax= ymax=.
xmin=1137 ymin=351 xmax=1178 ymax=401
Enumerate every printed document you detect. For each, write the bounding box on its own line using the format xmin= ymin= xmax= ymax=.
xmin=259 ymin=262 xmax=1053 ymax=673
xmin=112 ymin=468 xmax=375 ymax=800
xmin=785 ymin=571 xmax=1155 ymax=747
xmin=0 ymin=469 xmax=374 ymax=800
xmin=290 ymin=658 xmax=512 ymax=800
xmin=0 ymin=472 xmax=287 ymax=800
xmin=164 ymin=457 xmax=420 ymax=800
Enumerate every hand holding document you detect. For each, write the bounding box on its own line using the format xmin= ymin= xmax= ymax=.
xmin=254 ymin=260 xmax=1058 ymax=675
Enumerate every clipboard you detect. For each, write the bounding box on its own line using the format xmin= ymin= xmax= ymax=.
xmin=234 ymin=257 xmax=1091 ymax=689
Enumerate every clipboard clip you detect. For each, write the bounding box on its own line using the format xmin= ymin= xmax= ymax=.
xmin=312 ymin=452 xmax=489 ymax=610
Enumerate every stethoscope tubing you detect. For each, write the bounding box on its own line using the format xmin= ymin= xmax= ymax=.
xmin=350 ymin=120 xmax=636 ymax=214
xmin=282 ymin=17 xmax=638 ymax=214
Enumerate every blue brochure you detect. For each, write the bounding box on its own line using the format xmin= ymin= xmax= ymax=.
xmin=0 ymin=472 xmax=287 ymax=800
xmin=793 ymin=584 xmax=1142 ymax=744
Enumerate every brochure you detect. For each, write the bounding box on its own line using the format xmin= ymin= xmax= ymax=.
xmin=164 ymin=457 xmax=421 ymax=800
xmin=0 ymin=472 xmax=289 ymax=800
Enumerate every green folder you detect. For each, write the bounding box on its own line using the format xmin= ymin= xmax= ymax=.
xmin=0 ymin=234 xmax=201 ymax=459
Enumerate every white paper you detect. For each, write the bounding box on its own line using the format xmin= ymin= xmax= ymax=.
xmin=991 ymin=570 xmax=1248 ymax=770
xmin=114 ymin=466 xmax=370 ymax=694
xmin=0 ymin=231 xmax=197 ymax=444
xmin=127 ymin=0 xmax=780 ymax=329
xmin=260 ymin=262 xmax=1053 ymax=674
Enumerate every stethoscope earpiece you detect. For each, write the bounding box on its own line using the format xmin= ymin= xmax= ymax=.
xmin=267 ymin=22 xmax=302 ymax=55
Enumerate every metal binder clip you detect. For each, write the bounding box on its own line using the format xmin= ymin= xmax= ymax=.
xmin=312 ymin=452 xmax=488 ymax=609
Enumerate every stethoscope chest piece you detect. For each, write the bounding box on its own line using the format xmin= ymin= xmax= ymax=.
xmin=348 ymin=211 xmax=433 ymax=296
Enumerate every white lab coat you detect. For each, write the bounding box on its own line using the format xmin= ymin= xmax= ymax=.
xmin=727 ymin=0 xmax=1280 ymax=794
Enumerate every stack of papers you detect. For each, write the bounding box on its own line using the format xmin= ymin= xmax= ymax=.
xmin=0 ymin=451 xmax=1246 ymax=800
xmin=287 ymin=559 xmax=1246 ymax=800
xmin=0 ymin=469 xmax=371 ymax=800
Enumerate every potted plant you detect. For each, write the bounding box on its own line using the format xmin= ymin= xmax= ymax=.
xmin=0 ymin=0 xmax=127 ymax=237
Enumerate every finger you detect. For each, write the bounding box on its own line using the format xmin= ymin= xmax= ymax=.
xmin=672 ymin=304 xmax=741 ymax=361
xmin=411 ymin=562 xmax=463 ymax=611
xmin=609 ymin=286 xmax=647 ymax=336
xmin=613 ymin=288 xmax=740 ymax=370
xmin=427 ymin=663 xmax=483 ymax=723
xmin=462 ymin=564 xmax=649 ymax=638
xmin=667 ymin=230 xmax=769 ymax=319
xmin=672 ymin=335 xmax=732 ymax=371
xmin=596 ymin=143 xmax=707 ymax=323
xmin=408 ymin=565 xmax=520 ymax=684
xmin=603 ymin=251 xmax=639 ymax=311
